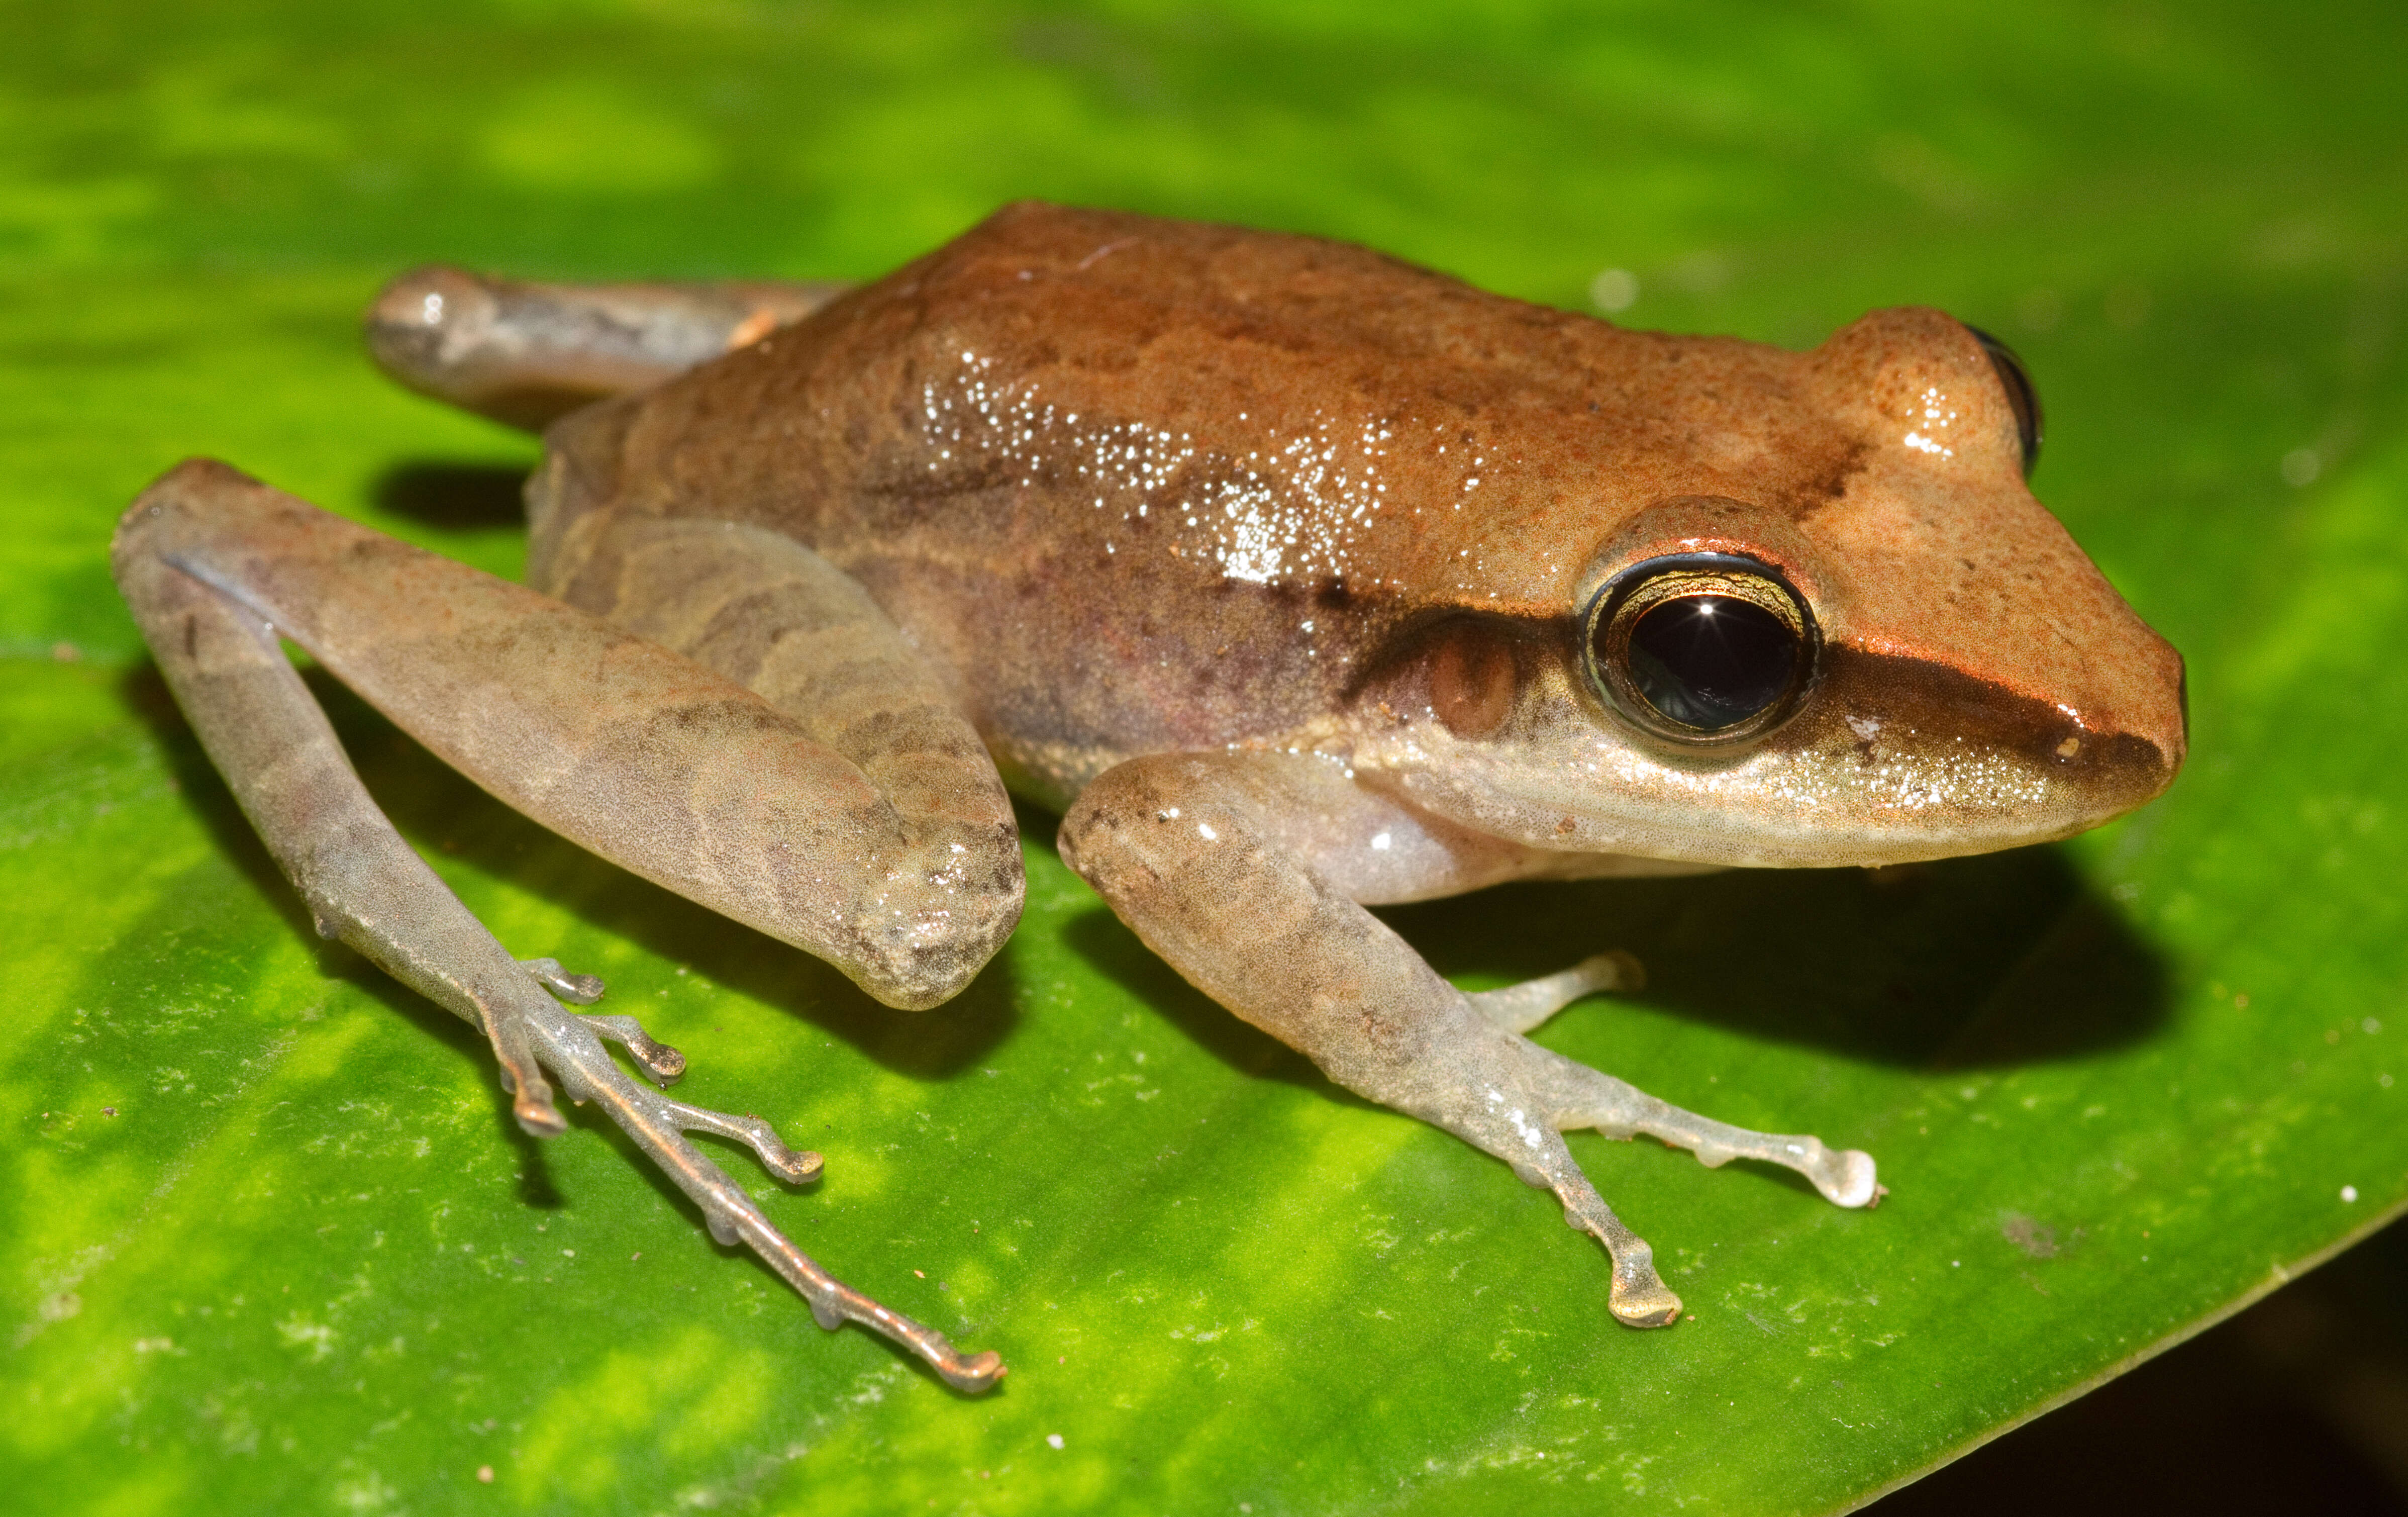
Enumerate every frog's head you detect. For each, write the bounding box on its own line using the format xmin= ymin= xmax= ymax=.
xmin=1352 ymin=307 xmax=2186 ymax=868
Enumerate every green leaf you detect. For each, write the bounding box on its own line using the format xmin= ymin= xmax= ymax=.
xmin=5 ymin=2 xmax=2403 ymax=1512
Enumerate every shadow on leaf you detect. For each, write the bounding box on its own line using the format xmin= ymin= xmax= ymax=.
xmin=371 ymin=459 xmax=533 ymax=529
xmin=1379 ymin=848 xmax=2169 ymax=1071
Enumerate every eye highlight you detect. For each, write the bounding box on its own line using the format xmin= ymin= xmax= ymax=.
xmin=1582 ymin=553 xmax=1817 ymax=744
xmin=1966 ymin=325 xmax=2043 ymax=478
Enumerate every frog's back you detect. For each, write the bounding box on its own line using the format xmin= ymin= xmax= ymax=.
xmin=529 ymin=202 xmax=1856 ymax=805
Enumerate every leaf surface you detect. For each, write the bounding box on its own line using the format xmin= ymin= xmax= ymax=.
xmin=5 ymin=3 xmax=2404 ymax=1512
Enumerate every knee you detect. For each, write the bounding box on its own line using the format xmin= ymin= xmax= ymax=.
xmin=840 ymin=824 xmax=1026 ymax=1011
xmin=112 ymin=459 xmax=260 ymax=570
xmin=1056 ymin=756 xmax=1239 ymax=909
xmin=1055 ymin=761 xmax=1166 ymax=889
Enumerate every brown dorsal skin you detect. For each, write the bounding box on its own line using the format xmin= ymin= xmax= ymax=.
xmin=533 ymin=200 xmax=2184 ymax=860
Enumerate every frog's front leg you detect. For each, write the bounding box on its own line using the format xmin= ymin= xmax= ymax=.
xmin=1059 ymin=753 xmax=1876 ymax=1328
xmin=112 ymin=459 xmax=1013 ymax=1390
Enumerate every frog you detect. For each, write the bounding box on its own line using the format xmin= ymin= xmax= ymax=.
xmin=110 ymin=201 xmax=2186 ymax=1394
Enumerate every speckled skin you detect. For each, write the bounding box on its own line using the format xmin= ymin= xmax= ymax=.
xmin=111 ymin=202 xmax=2185 ymax=1370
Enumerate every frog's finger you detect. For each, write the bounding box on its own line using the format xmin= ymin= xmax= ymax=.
xmin=730 ymin=1213 xmax=1009 ymax=1395
xmin=365 ymin=265 xmax=849 ymax=430
xmin=487 ymin=1006 xmax=567 ymax=1137
xmin=656 ymin=1094 xmax=817 ymax=1182
xmin=1518 ymin=1143 xmax=1684 ymax=1329
xmin=1524 ymin=1043 xmax=1882 ymax=1209
xmin=1466 ymin=951 xmax=1644 ymax=1034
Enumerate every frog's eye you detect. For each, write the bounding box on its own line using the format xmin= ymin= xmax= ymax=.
xmin=1582 ymin=553 xmax=1817 ymax=744
xmin=1966 ymin=325 xmax=2043 ymax=478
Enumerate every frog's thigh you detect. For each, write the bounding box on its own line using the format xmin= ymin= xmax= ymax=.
xmin=550 ymin=507 xmax=1027 ymax=1001
xmin=118 ymin=460 xmax=1016 ymax=1006
xmin=365 ymin=266 xmax=849 ymax=430
xmin=549 ymin=510 xmax=1018 ymax=883
xmin=1059 ymin=752 xmax=1875 ymax=1328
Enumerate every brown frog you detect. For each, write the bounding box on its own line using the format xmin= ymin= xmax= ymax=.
xmin=111 ymin=202 xmax=2185 ymax=1392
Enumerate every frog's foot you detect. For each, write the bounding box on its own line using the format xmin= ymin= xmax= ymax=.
xmin=504 ymin=991 xmax=1002 ymax=1392
xmin=116 ymin=460 xmax=1008 ymax=1392
xmin=365 ymin=266 xmax=850 ymax=431
xmin=1468 ymin=951 xmax=1644 ymax=1034
xmin=515 ymin=957 xmax=691 ymax=1086
xmin=1517 ymin=1038 xmax=1881 ymax=1210
xmin=472 ymin=983 xmax=997 ymax=1387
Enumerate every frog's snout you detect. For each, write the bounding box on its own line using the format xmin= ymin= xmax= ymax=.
xmin=1977 ymin=623 xmax=2188 ymax=825
xmin=2085 ymin=629 xmax=2188 ymax=813
xmin=1772 ymin=621 xmax=2185 ymax=862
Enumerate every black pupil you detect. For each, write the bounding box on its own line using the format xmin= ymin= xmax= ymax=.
xmin=1624 ymin=594 xmax=1799 ymax=731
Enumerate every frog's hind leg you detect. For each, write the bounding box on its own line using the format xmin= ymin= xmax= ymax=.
xmin=365 ymin=267 xmax=848 ymax=430
xmin=112 ymin=458 xmax=1010 ymax=1391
